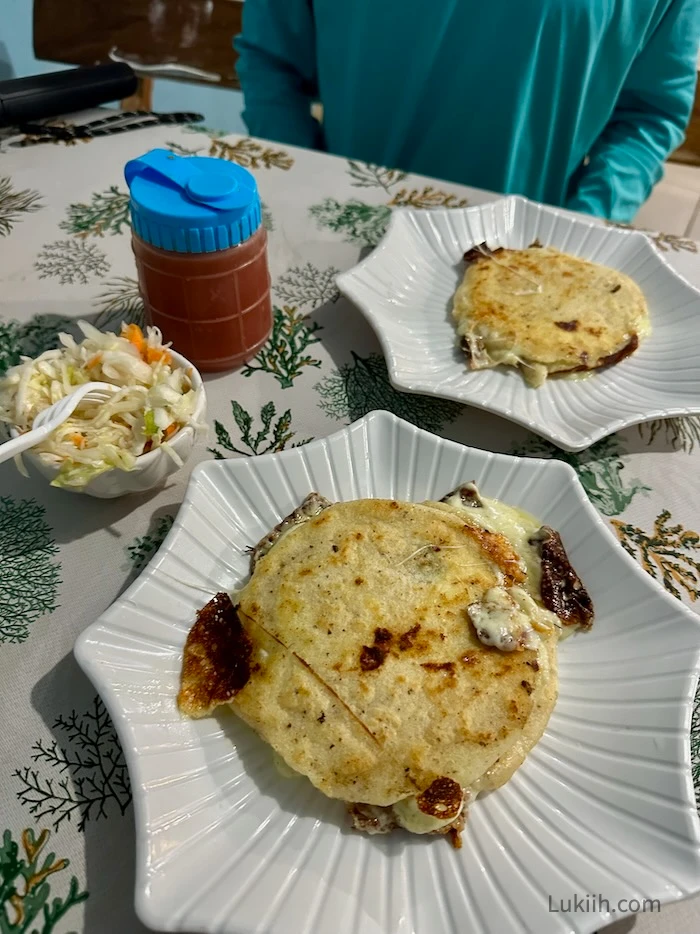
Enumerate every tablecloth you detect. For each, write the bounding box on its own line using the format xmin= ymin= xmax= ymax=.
xmin=0 ymin=118 xmax=699 ymax=934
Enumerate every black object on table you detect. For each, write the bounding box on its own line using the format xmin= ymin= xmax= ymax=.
xmin=0 ymin=63 xmax=138 ymax=127
xmin=15 ymin=110 xmax=205 ymax=145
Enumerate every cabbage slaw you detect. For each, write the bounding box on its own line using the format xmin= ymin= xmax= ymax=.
xmin=0 ymin=321 xmax=202 ymax=489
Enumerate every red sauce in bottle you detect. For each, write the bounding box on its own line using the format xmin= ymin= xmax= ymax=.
xmin=125 ymin=148 xmax=272 ymax=373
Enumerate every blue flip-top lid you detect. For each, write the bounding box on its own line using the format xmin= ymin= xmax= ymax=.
xmin=124 ymin=148 xmax=262 ymax=254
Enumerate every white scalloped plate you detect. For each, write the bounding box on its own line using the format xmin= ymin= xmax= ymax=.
xmin=75 ymin=411 xmax=700 ymax=934
xmin=336 ymin=196 xmax=700 ymax=451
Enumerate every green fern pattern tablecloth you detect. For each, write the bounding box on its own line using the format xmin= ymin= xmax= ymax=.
xmin=1 ymin=120 xmax=700 ymax=934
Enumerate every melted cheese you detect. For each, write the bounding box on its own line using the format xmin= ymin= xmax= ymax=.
xmin=467 ymin=586 xmax=539 ymax=652
xmin=464 ymin=327 xmax=549 ymax=387
xmin=509 ymin=585 xmax=560 ymax=633
xmin=393 ymin=791 xmax=467 ymax=834
xmin=440 ymin=489 xmax=562 ymax=651
xmin=441 ymin=490 xmax=544 ymax=597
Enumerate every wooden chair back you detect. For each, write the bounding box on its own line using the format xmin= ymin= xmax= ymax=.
xmin=34 ymin=0 xmax=244 ymax=110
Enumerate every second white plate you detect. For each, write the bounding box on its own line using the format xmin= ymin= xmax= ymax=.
xmin=336 ymin=196 xmax=700 ymax=451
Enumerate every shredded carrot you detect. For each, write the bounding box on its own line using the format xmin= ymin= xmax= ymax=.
xmin=86 ymin=353 xmax=102 ymax=368
xmin=122 ymin=323 xmax=146 ymax=354
xmin=163 ymin=422 xmax=179 ymax=440
xmin=121 ymin=322 xmax=171 ymax=365
xmin=70 ymin=433 xmax=86 ymax=448
xmin=145 ymin=346 xmax=172 ymax=366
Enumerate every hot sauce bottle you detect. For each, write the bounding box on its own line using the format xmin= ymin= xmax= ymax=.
xmin=125 ymin=148 xmax=272 ymax=372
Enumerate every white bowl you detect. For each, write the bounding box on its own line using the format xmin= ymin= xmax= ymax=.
xmin=336 ymin=196 xmax=700 ymax=451
xmin=75 ymin=411 xmax=700 ymax=934
xmin=11 ymin=349 xmax=207 ymax=499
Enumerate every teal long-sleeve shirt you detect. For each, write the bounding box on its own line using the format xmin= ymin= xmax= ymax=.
xmin=235 ymin=0 xmax=700 ymax=222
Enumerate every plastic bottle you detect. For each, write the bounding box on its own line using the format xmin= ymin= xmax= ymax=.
xmin=125 ymin=148 xmax=272 ymax=372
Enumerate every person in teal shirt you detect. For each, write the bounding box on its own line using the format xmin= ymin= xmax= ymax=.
xmin=235 ymin=0 xmax=700 ymax=222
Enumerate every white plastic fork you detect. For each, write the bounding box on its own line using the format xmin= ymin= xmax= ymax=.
xmin=0 ymin=381 xmax=119 ymax=465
